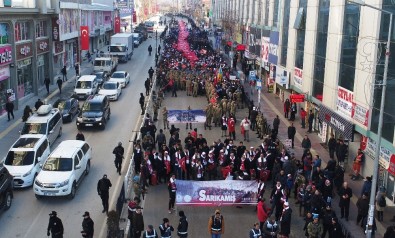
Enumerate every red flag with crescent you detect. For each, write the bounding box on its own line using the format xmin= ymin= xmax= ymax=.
xmin=180 ymin=157 xmax=186 ymax=172
xmin=114 ymin=16 xmax=121 ymax=33
xmin=80 ymin=26 xmax=89 ymax=50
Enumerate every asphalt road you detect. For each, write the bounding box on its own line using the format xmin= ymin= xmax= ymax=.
xmin=0 ymin=32 xmax=158 ymax=237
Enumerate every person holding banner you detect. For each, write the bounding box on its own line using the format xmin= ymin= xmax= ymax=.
xmin=208 ymin=210 xmax=225 ymax=238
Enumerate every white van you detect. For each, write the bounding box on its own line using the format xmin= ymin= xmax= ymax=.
xmin=33 ymin=140 xmax=92 ymax=199
xmin=73 ymin=75 xmax=99 ymax=100
xmin=20 ymin=105 xmax=63 ymax=146
xmin=4 ymin=134 xmax=50 ymax=187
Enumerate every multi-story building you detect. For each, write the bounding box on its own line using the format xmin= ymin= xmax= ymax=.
xmin=213 ymin=0 xmax=395 ymax=203
xmin=0 ymin=0 xmax=114 ymax=113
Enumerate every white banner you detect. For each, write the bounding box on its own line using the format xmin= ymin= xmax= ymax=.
xmin=293 ymin=67 xmax=303 ymax=89
xmin=336 ymin=86 xmax=353 ymax=118
xmin=275 ymin=66 xmax=289 ymax=86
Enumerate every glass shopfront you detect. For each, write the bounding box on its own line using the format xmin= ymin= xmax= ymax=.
xmin=0 ymin=66 xmax=11 ymax=115
xmin=17 ymin=58 xmax=33 ymax=98
xmin=37 ymin=54 xmax=49 ymax=87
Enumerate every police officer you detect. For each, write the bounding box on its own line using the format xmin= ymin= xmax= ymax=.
xmin=113 ymin=142 xmax=125 ymax=175
xmin=142 ymin=225 xmax=158 ymax=238
xmin=81 ymin=211 xmax=94 ymax=238
xmin=97 ymin=174 xmax=112 ymax=214
xmin=47 ymin=211 xmax=64 ymax=238
xmin=177 ymin=211 xmax=188 ymax=238
xmin=159 ymin=218 xmax=174 ymax=238
xmin=208 ymin=210 xmax=225 ymax=238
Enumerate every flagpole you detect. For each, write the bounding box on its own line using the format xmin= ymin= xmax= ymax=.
xmin=77 ymin=0 xmax=81 ymax=79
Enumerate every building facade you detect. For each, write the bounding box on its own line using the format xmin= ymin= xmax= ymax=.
xmin=213 ymin=0 xmax=395 ymax=202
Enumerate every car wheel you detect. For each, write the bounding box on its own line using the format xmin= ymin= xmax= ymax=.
xmin=68 ymin=183 xmax=76 ymax=199
xmin=85 ymin=161 xmax=90 ymax=175
xmin=35 ymin=194 xmax=42 ymax=200
xmin=58 ymin=127 xmax=62 ymax=137
xmin=4 ymin=191 xmax=12 ymax=210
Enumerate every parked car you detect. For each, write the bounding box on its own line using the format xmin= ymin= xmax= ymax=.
xmin=91 ymin=71 xmax=108 ymax=86
xmin=0 ymin=164 xmax=13 ymax=211
xmin=33 ymin=140 xmax=92 ymax=199
xmin=109 ymin=71 xmax=130 ymax=88
xmin=98 ymin=81 xmax=122 ymax=101
xmin=76 ymin=95 xmax=111 ymax=130
xmin=4 ymin=134 xmax=50 ymax=187
xmin=54 ymin=98 xmax=79 ymax=123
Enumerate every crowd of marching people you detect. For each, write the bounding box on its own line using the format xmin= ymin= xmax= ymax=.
xmin=127 ymin=14 xmax=395 ymax=238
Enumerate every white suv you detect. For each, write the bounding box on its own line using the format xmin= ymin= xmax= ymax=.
xmin=33 ymin=140 xmax=92 ymax=199
xmin=4 ymin=134 xmax=50 ymax=188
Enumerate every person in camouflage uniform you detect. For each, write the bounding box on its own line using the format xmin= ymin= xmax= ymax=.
xmin=153 ymin=101 xmax=159 ymax=121
xmin=162 ymin=107 xmax=169 ymax=129
xmin=204 ymin=104 xmax=213 ymax=130
xmin=230 ymin=100 xmax=236 ymax=118
xmin=220 ymin=98 xmax=227 ymax=115
xmin=185 ymin=77 xmax=192 ymax=96
xmin=236 ymin=90 xmax=243 ymax=109
xmin=157 ymin=90 xmax=164 ymax=107
xmin=192 ymin=80 xmax=198 ymax=97
xmin=213 ymin=104 xmax=222 ymax=127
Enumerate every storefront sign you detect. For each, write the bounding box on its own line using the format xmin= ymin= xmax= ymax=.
xmin=290 ymin=94 xmax=305 ymax=103
xmin=53 ymin=41 xmax=65 ymax=55
xmin=37 ymin=55 xmax=45 ymax=67
xmin=275 ymin=66 xmax=289 ymax=88
xmin=318 ymin=105 xmax=354 ymax=140
xmin=36 ymin=38 xmax=49 ymax=54
xmin=16 ymin=42 xmax=33 ymax=60
xmin=388 ymin=155 xmax=395 ymax=176
xmin=261 ymin=36 xmax=270 ymax=63
xmin=365 ymin=137 xmax=392 ymax=163
xmin=0 ymin=65 xmax=10 ymax=82
xmin=268 ymin=31 xmax=279 ymax=64
xmin=336 ymin=86 xmax=354 ymax=118
xmin=17 ymin=58 xmax=31 ymax=68
xmin=0 ymin=45 xmax=12 ymax=66
xmin=321 ymin=122 xmax=327 ymax=142
xmin=249 ymin=70 xmax=256 ymax=81
xmin=352 ymin=104 xmax=369 ymax=127
xmin=52 ymin=17 xmax=60 ymax=41
xmin=293 ymin=67 xmax=303 ymax=89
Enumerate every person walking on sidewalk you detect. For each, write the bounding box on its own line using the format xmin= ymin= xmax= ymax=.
xmin=376 ymin=186 xmax=386 ymax=221
xmin=338 ymin=182 xmax=352 ymax=221
xmin=76 ymin=131 xmax=85 ymax=141
xmin=328 ymin=134 xmax=336 ymax=159
xmin=145 ymin=78 xmax=151 ymax=96
xmin=139 ymin=93 xmax=145 ymax=115
xmin=61 ymin=66 xmax=67 ymax=82
xmin=352 ymin=148 xmax=365 ymax=180
xmin=97 ymin=174 xmax=112 ymax=214
xmin=44 ymin=76 xmax=50 ymax=94
xmin=5 ymin=99 xmax=14 ymax=121
xmin=356 ymin=192 xmax=369 ymax=226
xmin=22 ymin=105 xmax=33 ymax=122
xmin=148 ymin=45 xmax=153 ymax=56
xmin=301 ymin=135 xmax=311 ymax=154
xmin=335 ymin=139 xmax=347 ymax=167
xmin=57 ymin=77 xmax=63 ymax=94
xmin=240 ymin=116 xmax=251 ymax=142
xmin=35 ymin=98 xmax=44 ymax=111
xmin=284 ymin=99 xmax=290 ymax=119
xmin=47 ymin=211 xmax=64 ymax=238
xmin=148 ymin=67 xmax=154 ymax=82
xmin=308 ymin=110 xmax=314 ymax=133
xmin=272 ymin=115 xmax=280 ymax=136
xmin=287 ymin=123 xmax=296 ymax=148
xmin=290 ymin=103 xmax=297 ymax=121
xmin=177 ymin=210 xmax=188 ymax=238
xmin=300 ymin=108 xmax=307 ymax=128
xmin=113 ymin=142 xmax=124 ymax=175
xmin=74 ymin=63 xmax=80 ymax=77
xmin=81 ymin=211 xmax=94 ymax=238
xmin=208 ymin=209 xmax=225 ymax=238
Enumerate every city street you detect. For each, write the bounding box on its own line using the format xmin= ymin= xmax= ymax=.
xmin=0 ymin=34 xmax=157 ymax=237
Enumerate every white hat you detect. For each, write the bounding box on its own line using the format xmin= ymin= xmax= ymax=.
xmin=201 ymin=152 xmax=206 ymax=155
xmin=284 ymin=156 xmax=289 ymax=160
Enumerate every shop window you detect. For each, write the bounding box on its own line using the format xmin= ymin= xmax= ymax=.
xmin=264 ymin=0 xmax=269 ymax=26
xmin=280 ymin=0 xmax=291 ymax=66
xmin=35 ymin=21 xmax=47 ymax=38
xmin=0 ymin=23 xmax=10 ymax=44
xmin=15 ymin=22 xmax=30 ymax=42
xmin=293 ymin=8 xmax=305 ymax=30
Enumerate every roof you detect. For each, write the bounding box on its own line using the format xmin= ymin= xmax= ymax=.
xmin=78 ymin=75 xmax=97 ymax=81
xmin=50 ymin=140 xmax=86 ymax=158
xmin=27 ymin=108 xmax=60 ymax=123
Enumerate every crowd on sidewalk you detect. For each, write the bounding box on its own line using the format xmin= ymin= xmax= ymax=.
xmin=127 ymin=15 xmax=395 ymax=238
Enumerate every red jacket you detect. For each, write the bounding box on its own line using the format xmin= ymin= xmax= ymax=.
xmin=257 ymin=200 xmax=269 ymax=222
xmin=300 ymin=110 xmax=307 ymax=119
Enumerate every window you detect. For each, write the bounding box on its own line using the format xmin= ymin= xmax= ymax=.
xmin=0 ymin=22 xmax=10 ymax=44
xmin=294 ymin=0 xmax=308 ymax=69
xmin=82 ymin=143 xmax=90 ymax=154
xmin=264 ymin=0 xmax=270 ymax=26
xmin=74 ymin=155 xmax=79 ymax=169
xmin=15 ymin=22 xmax=30 ymax=41
xmin=35 ymin=21 xmax=47 ymax=38
xmin=312 ymin=0 xmax=331 ymax=100
xmin=77 ymin=150 xmax=83 ymax=161
xmin=273 ymin=0 xmax=280 ymax=28
xmin=293 ymin=8 xmax=305 ymax=30
xmin=280 ymin=0 xmax=291 ymax=66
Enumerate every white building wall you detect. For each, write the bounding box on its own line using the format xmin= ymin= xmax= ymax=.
xmin=268 ymin=0 xmax=274 ymax=27
xmin=287 ymin=0 xmax=299 ymax=84
xmin=302 ymin=0 xmax=319 ymax=94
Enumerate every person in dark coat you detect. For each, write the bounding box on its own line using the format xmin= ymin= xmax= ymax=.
xmin=57 ymin=77 xmax=63 ymax=94
xmin=81 ymin=211 xmax=94 ymax=238
xmin=133 ymin=206 xmax=145 ymax=238
xmin=177 ymin=210 xmax=188 ymax=237
xmin=279 ymin=202 xmax=292 ymax=237
xmin=322 ymin=205 xmax=337 ymax=238
xmin=76 ymin=131 xmax=85 ymax=141
xmin=328 ymin=217 xmax=344 ymax=238
xmin=284 ymin=99 xmax=291 ymax=118
xmin=61 ymin=66 xmax=67 ymax=81
xmin=356 ymin=193 xmax=369 ymax=226
xmin=148 ymin=67 xmax=155 ymax=81
xmin=307 ymin=110 xmax=314 ymax=133
xmin=287 ymin=123 xmax=296 ymax=148
xmin=139 ymin=93 xmax=145 ymax=115
xmin=35 ymin=98 xmax=44 ymax=111
xmin=97 ymin=174 xmax=112 ymax=214
xmin=113 ymin=142 xmax=125 ymax=175
xmin=47 ymin=211 xmax=64 ymax=238
xmin=384 ymin=225 xmax=395 ymax=238
xmin=22 ymin=105 xmax=33 ymax=122
xmin=335 ymin=139 xmax=347 ymax=167
xmin=272 ymin=115 xmax=280 ymax=136
xmin=145 ymin=78 xmax=151 ymax=96
xmin=44 ymin=76 xmax=51 ymax=94
xmin=159 ymin=217 xmax=174 ymax=238
xmin=148 ymin=45 xmax=153 ymax=56
xmin=338 ymin=182 xmax=352 ymax=221
xmin=5 ymin=99 xmax=14 ymax=121
xmin=142 ymin=225 xmax=158 ymax=238
xmin=328 ymin=134 xmax=336 ymax=159
xmin=301 ymin=135 xmax=311 ymax=154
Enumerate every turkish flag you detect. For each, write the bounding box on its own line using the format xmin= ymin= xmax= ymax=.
xmin=80 ymin=26 xmax=89 ymax=51
xmin=114 ymin=16 xmax=121 ymax=33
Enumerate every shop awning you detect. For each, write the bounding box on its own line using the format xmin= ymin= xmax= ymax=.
xmin=236 ymin=44 xmax=246 ymax=51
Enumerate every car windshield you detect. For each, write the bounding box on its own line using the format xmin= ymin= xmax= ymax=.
xmin=76 ymin=81 xmax=92 ymax=89
xmin=94 ymin=73 xmax=103 ymax=79
xmin=43 ymin=157 xmax=72 ymax=171
xmin=103 ymin=83 xmax=117 ymax=90
xmin=111 ymin=72 xmax=125 ymax=78
xmin=109 ymin=46 xmax=126 ymax=52
xmin=58 ymin=101 xmax=71 ymax=110
xmin=5 ymin=151 xmax=34 ymax=166
xmin=21 ymin=123 xmax=47 ymax=135
xmin=82 ymin=102 xmax=102 ymax=112
xmin=94 ymin=60 xmax=106 ymax=66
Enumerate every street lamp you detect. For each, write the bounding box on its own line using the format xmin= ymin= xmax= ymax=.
xmin=347 ymin=1 xmax=392 ymax=238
